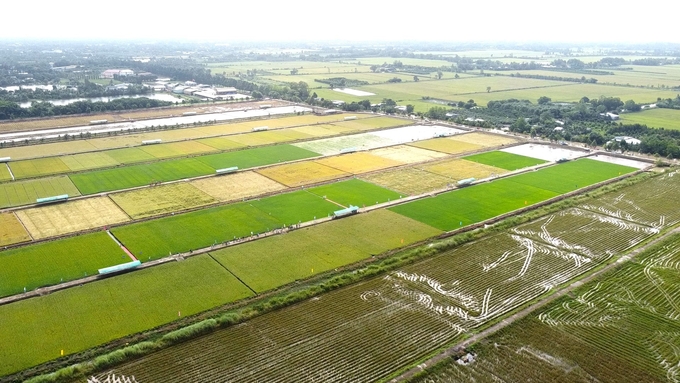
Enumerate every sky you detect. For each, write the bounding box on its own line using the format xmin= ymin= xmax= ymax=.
xmin=1 ymin=0 xmax=678 ymax=43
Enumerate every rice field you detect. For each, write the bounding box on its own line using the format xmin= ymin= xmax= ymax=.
xmin=294 ymin=132 xmax=395 ymax=155
xmin=9 ymin=157 xmax=71 ymax=179
xmin=619 ymin=108 xmax=680 ymax=130
xmin=361 ymin=167 xmax=453 ymax=195
xmin=102 ymin=147 xmax=157 ymax=164
xmin=138 ymin=140 xmax=219 ymax=159
xmin=15 ymin=197 xmax=130 ymax=239
xmin=196 ymin=137 xmax=248 ymax=150
xmin=500 ymin=143 xmax=585 ymax=162
xmin=256 ymin=161 xmax=350 ymax=187
xmin=190 ymin=171 xmax=288 ymax=202
xmin=287 ymin=124 xmax=354 ymax=137
xmin=408 ymin=137 xmax=484 ymax=154
xmin=0 ymin=164 xmax=11 ymax=181
xmin=421 ymin=158 xmax=508 ymax=180
xmin=463 ymin=151 xmax=547 ymax=170
xmin=0 ymin=114 xmax=120 ymax=133
xmin=195 ymin=144 xmax=320 ymax=171
xmin=306 ymin=178 xmax=402 ymax=208
xmin=370 ymin=145 xmax=449 ymax=164
xmin=0 ymin=254 xmax=253 ymax=376
xmin=0 ymin=232 xmax=128 ymax=298
xmin=450 ymin=132 xmax=519 ymax=147
xmin=60 ymin=152 xmax=121 ymax=172
xmin=110 ymin=183 xmax=217 ymax=219
xmin=211 ymin=209 xmax=441 ymax=293
xmin=220 ymin=131 xmax=295 ymax=146
xmin=0 ymin=176 xmax=81 ymax=208
xmin=315 ymin=152 xmax=404 ymax=174
xmin=0 ymin=212 xmax=31 ymax=246
xmin=0 ymin=140 xmax=98 ymax=161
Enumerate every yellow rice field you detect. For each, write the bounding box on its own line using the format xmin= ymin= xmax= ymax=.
xmin=0 ymin=212 xmax=31 ymax=246
xmin=0 ymin=140 xmax=98 ymax=161
xmin=138 ymin=140 xmax=218 ymax=159
xmin=420 ymin=158 xmax=508 ymax=180
xmin=315 ymin=152 xmax=403 ymax=174
xmin=361 ymin=167 xmax=452 ymax=196
xmin=60 ymin=152 xmax=121 ymax=172
xmin=256 ymin=161 xmax=350 ymax=187
xmin=191 ymin=171 xmax=288 ymax=202
xmin=449 ymin=132 xmax=519 ymax=147
xmin=110 ymin=183 xmax=217 ymax=219
xmin=9 ymin=157 xmax=71 ymax=179
xmin=370 ymin=145 xmax=448 ymax=164
xmin=16 ymin=197 xmax=130 ymax=239
xmin=407 ymin=137 xmax=484 ymax=155
xmin=195 ymin=137 xmax=247 ymax=151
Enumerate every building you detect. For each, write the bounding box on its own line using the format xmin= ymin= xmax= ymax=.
xmin=215 ymin=87 xmax=238 ymax=95
xmin=606 ymin=112 xmax=620 ymax=120
xmin=101 ymin=69 xmax=134 ymax=78
xmin=614 ymin=136 xmax=641 ymax=145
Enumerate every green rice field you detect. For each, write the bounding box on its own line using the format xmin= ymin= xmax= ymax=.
xmin=212 ymin=209 xmax=440 ymax=292
xmin=306 ymin=178 xmax=402 ymax=207
xmin=0 ymin=232 xmax=128 ymax=298
xmin=0 ymin=164 xmax=11 ymax=182
xmin=247 ymin=190 xmax=338 ymax=224
xmin=194 ymin=144 xmax=320 ymax=171
xmin=389 ymin=159 xmax=636 ymax=231
xmin=102 ymin=147 xmax=157 ymax=164
xmin=0 ymin=176 xmax=81 ymax=208
xmin=619 ymin=108 xmax=680 ymax=130
xmin=463 ymin=151 xmax=547 ymax=170
xmin=0 ymin=255 xmax=253 ymax=376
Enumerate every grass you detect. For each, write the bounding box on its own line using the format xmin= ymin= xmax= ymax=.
xmin=307 ymin=178 xmax=402 ymax=208
xmin=60 ymin=152 xmax=121 ymax=172
xmin=69 ymin=158 xmax=216 ymax=195
xmin=256 ymin=161 xmax=350 ymax=187
xmin=211 ymin=209 xmax=441 ymax=292
xmin=190 ymin=171 xmax=288 ymax=202
xmin=0 ymin=212 xmax=31 ymax=246
xmin=9 ymin=157 xmax=71 ymax=179
xmin=15 ymin=197 xmax=130 ymax=239
xmin=463 ymin=151 xmax=547 ymax=170
xmin=195 ymin=144 xmax=320 ymax=170
xmin=619 ymin=108 xmax=680 ymax=130
xmin=110 ymin=183 xmax=217 ymax=219
xmin=0 ymin=254 xmax=253 ymax=376
xmin=0 ymin=232 xmax=128 ymax=298
xmin=0 ymin=176 xmax=81 ymax=209
xmin=389 ymin=159 xmax=636 ymax=231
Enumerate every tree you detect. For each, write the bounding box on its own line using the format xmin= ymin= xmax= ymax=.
xmin=290 ymin=68 xmax=298 ymax=75
xmin=406 ymin=104 xmax=415 ymax=114
xmin=624 ymin=99 xmax=641 ymax=112
xmin=537 ymin=96 xmax=552 ymax=105
xmin=413 ymin=76 xmax=419 ymax=82
xmin=436 ymin=71 xmax=443 ymax=80
xmin=486 ymin=86 xmax=491 ymax=93
xmin=454 ymin=74 xmax=460 ymax=79
xmin=510 ymin=117 xmax=529 ymax=133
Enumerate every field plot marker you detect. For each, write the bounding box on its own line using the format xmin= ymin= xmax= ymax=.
xmin=5 ymin=163 xmax=14 ymax=181
xmin=105 ymin=230 xmax=137 ymax=261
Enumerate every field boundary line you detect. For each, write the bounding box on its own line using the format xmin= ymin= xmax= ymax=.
xmin=105 ymin=230 xmax=137 ymax=261
xmin=12 ymin=211 xmax=34 ymax=242
xmin=5 ymin=163 xmax=14 ymax=181
xmin=207 ymin=253 xmax=258 ymax=295
xmin=105 ymin=195 xmax=134 ymax=221
xmin=387 ymin=225 xmax=680 ymax=383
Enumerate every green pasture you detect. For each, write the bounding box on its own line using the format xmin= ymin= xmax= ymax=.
xmin=212 ymin=209 xmax=441 ymax=292
xmin=464 ymin=151 xmax=547 ymax=170
xmin=0 ymin=176 xmax=81 ymax=208
xmin=195 ymin=144 xmax=320 ymax=170
xmin=69 ymin=158 xmax=215 ymax=195
xmin=619 ymin=108 xmax=680 ymax=130
xmin=9 ymin=157 xmax=71 ymax=179
xmin=389 ymin=159 xmax=636 ymax=231
xmin=248 ymin=190 xmax=337 ymax=225
xmin=0 ymin=232 xmax=127 ymax=298
xmin=307 ymin=178 xmax=402 ymax=207
xmin=0 ymin=255 xmax=252 ymax=376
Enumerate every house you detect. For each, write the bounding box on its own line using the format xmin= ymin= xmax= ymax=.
xmin=614 ymin=136 xmax=641 ymax=145
xmin=606 ymin=112 xmax=620 ymax=120
xmin=554 ymin=126 xmax=564 ymax=131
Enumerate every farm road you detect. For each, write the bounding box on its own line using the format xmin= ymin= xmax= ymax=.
xmin=389 ymin=224 xmax=680 ymax=382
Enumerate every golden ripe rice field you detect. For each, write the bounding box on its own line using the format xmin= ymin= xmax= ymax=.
xmin=9 ymin=157 xmax=71 ymax=179
xmin=315 ymin=152 xmax=403 ymax=174
xmin=361 ymin=167 xmax=453 ymax=195
xmin=138 ymin=141 xmax=218 ymax=159
xmin=256 ymin=161 xmax=350 ymax=187
xmin=0 ymin=212 xmax=31 ymax=246
xmin=190 ymin=171 xmax=288 ymax=202
xmin=370 ymin=145 xmax=448 ymax=164
xmin=110 ymin=182 xmax=217 ymax=219
xmin=16 ymin=197 xmax=130 ymax=239
xmin=449 ymin=132 xmax=519 ymax=147
xmin=407 ymin=137 xmax=484 ymax=154
xmin=420 ymin=158 xmax=508 ymax=180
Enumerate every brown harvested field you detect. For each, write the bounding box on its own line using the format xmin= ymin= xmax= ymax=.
xmin=315 ymin=152 xmax=403 ymax=174
xmin=0 ymin=212 xmax=31 ymax=246
xmin=420 ymin=158 xmax=508 ymax=180
xmin=256 ymin=161 xmax=350 ymax=187
xmin=9 ymin=157 xmax=71 ymax=179
xmin=0 ymin=114 xmax=121 ymax=133
xmin=370 ymin=145 xmax=449 ymax=164
xmin=0 ymin=140 xmax=98 ymax=161
xmin=224 ymin=131 xmax=295 ymax=147
xmin=110 ymin=183 xmax=217 ymax=219
xmin=196 ymin=137 xmax=246 ymax=151
xmin=361 ymin=167 xmax=452 ymax=195
xmin=60 ymin=152 xmax=121 ymax=172
xmin=191 ymin=171 xmax=288 ymax=202
xmin=139 ymin=141 xmax=218 ymax=159
xmin=287 ymin=124 xmax=350 ymax=137
xmin=16 ymin=197 xmax=130 ymax=239
xmin=407 ymin=137 xmax=484 ymax=154
xmin=449 ymin=132 xmax=519 ymax=147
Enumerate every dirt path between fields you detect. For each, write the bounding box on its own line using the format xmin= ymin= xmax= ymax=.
xmin=388 ymin=225 xmax=680 ymax=382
